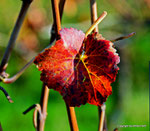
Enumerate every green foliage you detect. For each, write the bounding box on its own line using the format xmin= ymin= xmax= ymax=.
xmin=0 ymin=0 xmax=149 ymax=130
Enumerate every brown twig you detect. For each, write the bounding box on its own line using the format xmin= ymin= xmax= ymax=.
xmin=1 ymin=43 xmax=52 ymax=84
xmin=98 ymin=106 xmax=108 ymax=131
xmin=37 ymin=84 xmax=49 ymax=131
xmin=23 ymin=104 xmax=42 ymax=129
xmin=66 ymin=104 xmax=79 ymax=131
xmin=36 ymin=0 xmax=64 ymax=130
xmin=90 ymin=0 xmax=98 ymax=32
xmin=98 ymin=104 xmax=106 ymax=131
xmin=51 ymin=0 xmax=61 ymax=40
xmin=50 ymin=0 xmax=66 ymax=43
xmin=33 ymin=104 xmax=42 ymax=129
xmin=2 ymin=58 xmax=34 ymax=84
xmin=110 ymin=32 xmax=136 ymax=42
xmin=103 ymin=116 xmax=108 ymax=131
xmin=85 ymin=11 xmax=107 ymax=37
xmin=0 ymin=0 xmax=33 ymax=73
xmin=0 ymin=86 xmax=13 ymax=103
xmin=23 ymin=104 xmax=36 ymax=114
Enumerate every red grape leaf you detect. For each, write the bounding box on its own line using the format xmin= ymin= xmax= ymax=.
xmin=63 ymin=32 xmax=120 ymax=106
xmin=34 ymin=28 xmax=120 ymax=107
xmin=34 ymin=28 xmax=85 ymax=91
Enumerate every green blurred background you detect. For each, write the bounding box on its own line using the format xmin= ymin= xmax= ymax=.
xmin=0 ymin=0 xmax=149 ymax=130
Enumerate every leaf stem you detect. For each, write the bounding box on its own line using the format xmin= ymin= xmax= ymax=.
xmin=98 ymin=104 xmax=106 ymax=131
xmin=85 ymin=11 xmax=107 ymax=37
xmin=110 ymin=32 xmax=136 ymax=42
xmin=0 ymin=0 xmax=33 ymax=73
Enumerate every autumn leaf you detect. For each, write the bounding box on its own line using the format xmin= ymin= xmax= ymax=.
xmin=63 ymin=32 xmax=120 ymax=106
xmin=34 ymin=28 xmax=85 ymax=91
xmin=34 ymin=28 xmax=120 ymax=107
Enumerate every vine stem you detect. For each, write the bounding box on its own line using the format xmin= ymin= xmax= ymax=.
xmin=51 ymin=0 xmax=61 ymax=39
xmin=111 ymin=32 xmax=136 ymax=42
xmin=37 ymin=84 xmax=49 ymax=131
xmin=37 ymin=0 xmax=66 ymax=131
xmin=0 ymin=86 xmax=13 ymax=103
xmin=2 ymin=58 xmax=34 ymax=84
xmin=1 ymin=43 xmax=52 ymax=84
xmin=98 ymin=104 xmax=106 ymax=131
xmin=85 ymin=11 xmax=107 ymax=37
xmin=50 ymin=0 xmax=66 ymax=43
xmin=90 ymin=0 xmax=98 ymax=32
xmin=0 ymin=0 xmax=33 ymax=73
xmin=66 ymin=104 xmax=79 ymax=131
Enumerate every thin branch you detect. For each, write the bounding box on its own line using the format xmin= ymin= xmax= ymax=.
xmin=90 ymin=0 xmax=98 ymax=32
xmin=98 ymin=106 xmax=108 ymax=131
xmin=51 ymin=0 xmax=61 ymax=40
xmin=98 ymin=104 xmax=106 ymax=131
xmin=36 ymin=0 xmax=63 ymax=130
xmin=23 ymin=104 xmax=42 ymax=129
xmin=110 ymin=32 xmax=136 ymax=42
xmin=0 ymin=0 xmax=33 ymax=73
xmin=33 ymin=104 xmax=42 ymax=129
xmin=66 ymin=104 xmax=79 ymax=131
xmin=50 ymin=0 xmax=66 ymax=43
xmin=103 ymin=116 xmax=108 ymax=131
xmin=0 ymin=86 xmax=13 ymax=103
xmin=23 ymin=104 xmax=36 ymax=114
xmin=37 ymin=84 xmax=49 ymax=131
xmin=85 ymin=11 xmax=107 ymax=37
xmin=3 ymin=58 xmax=34 ymax=84
xmin=1 ymin=44 xmax=52 ymax=84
